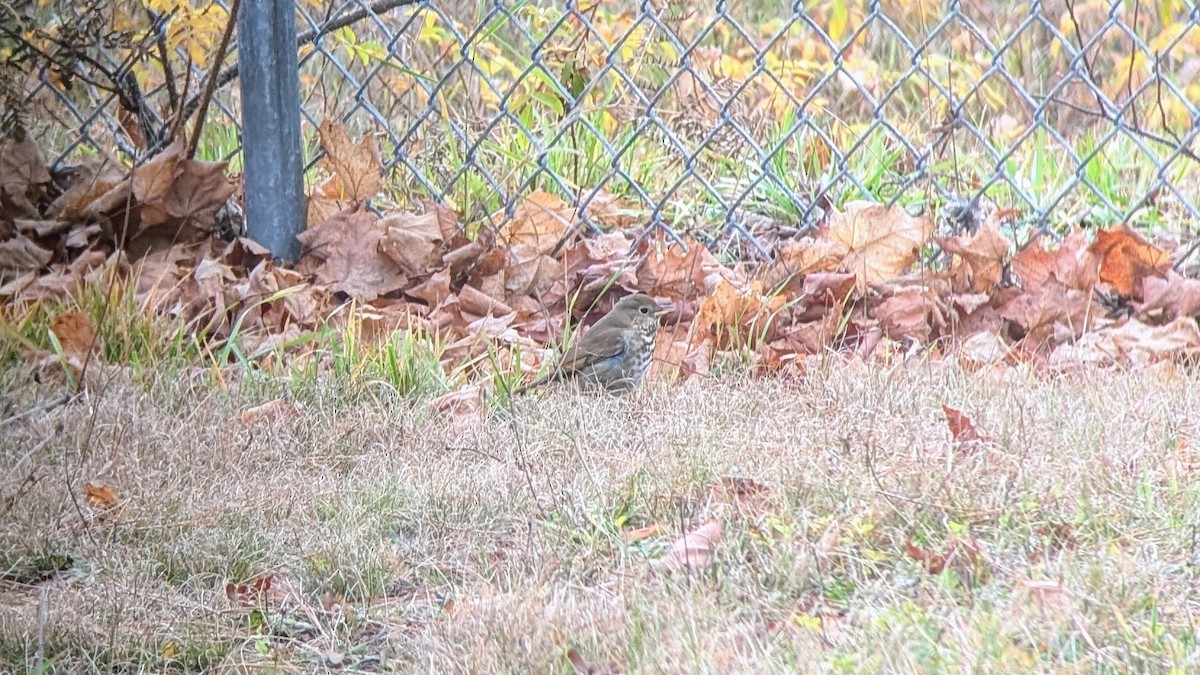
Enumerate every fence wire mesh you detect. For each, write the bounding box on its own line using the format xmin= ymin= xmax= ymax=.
xmin=6 ymin=0 xmax=1200 ymax=261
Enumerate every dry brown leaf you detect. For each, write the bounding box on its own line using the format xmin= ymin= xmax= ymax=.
xmin=636 ymin=234 xmax=714 ymax=301
xmin=998 ymin=278 xmax=1099 ymax=344
xmin=942 ymin=405 xmax=992 ymax=444
xmin=1137 ymin=271 xmax=1200 ymax=320
xmin=652 ymin=519 xmax=722 ymax=574
xmin=158 ymin=159 xmax=238 ymax=231
xmin=48 ymin=158 xmax=126 ymax=221
xmin=873 ymin=289 xmax=942 ymax=343
xmin=694 ymin=279 xmax=785 ymax=348
xmin=317 ymin=120 xmax=382 ymax=202
xmin=937 ymin=222 xmax=1010 ymax=293
xmin=649 ymin=331 xmax=712 ymax=385
xmin=131 ymin=139 xmax=184 ymax=205
xmin=826 ymin=201 xmax=934 ymax=289
xmin=51 ymin=310 xmax=96 ymax=356
xmin=497 ymin=189 xmax=573 ymax=255
xmin=378 ymin=210 xmax=446 ymax=277
xmin=83 ymin=481 xmax=120 ymax=517
xmin=0 ymin=134 xmax=52 ymax=192
xmin=566 ymin=647 xmax=622 ymax=675
xmin=1010 ymin=229 xmax=1099 ymax=292
xmin=240 ymin=398 xmax=303 ymax=427
xmin=1090 ymin=223 xmax=1170 ymax=297
xmin=296 ymin=206 xmax=407 ymax=301
xmin=0 ymin=234 xmax=54 ymax=271
xmin=1053 ymin=317 xmax=1200 ymax=368
xmin=759 ymin=239 xmax=848 ymax=296
xmin=955 ymin=332 xmax=1012 ymax=370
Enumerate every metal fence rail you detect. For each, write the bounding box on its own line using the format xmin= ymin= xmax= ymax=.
xmin=6 ymin=0 xmax=1200 ymax=259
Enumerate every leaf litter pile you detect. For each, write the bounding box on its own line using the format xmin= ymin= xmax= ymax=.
xmin=4 ymin=122 xmax=1200 ymax=385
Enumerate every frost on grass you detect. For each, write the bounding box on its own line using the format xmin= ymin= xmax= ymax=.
xmin=2 ymin=361 xmax=1199 ymax=672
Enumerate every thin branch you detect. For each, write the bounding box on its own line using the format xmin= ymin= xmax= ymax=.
xmin=187 ymin=0 xmax=241 ymax=159
xmin=179 ymin=0 xmax=422 ymax=124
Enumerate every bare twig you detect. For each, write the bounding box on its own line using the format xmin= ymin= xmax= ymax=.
xmin=187 ymin=0 xmax=241 ymax=159
xmin=0 ymin=394 xmax=73 ymax=429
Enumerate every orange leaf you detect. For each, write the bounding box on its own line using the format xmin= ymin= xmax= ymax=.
xmin=84 ymin=482 xmax=120 ymax=515
xmin=50 ymin=310 xmax=96 ymax=356
xmin=1090 ymin=223 xmax=1170 ymax=297
xmin=941 ymin=405 xmax=992 ymax=444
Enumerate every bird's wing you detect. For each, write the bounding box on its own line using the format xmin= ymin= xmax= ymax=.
xmin=556 ymin=325 xmax=628 ymax=373
xmin=512 ymin=325 xmax=628 ymax=395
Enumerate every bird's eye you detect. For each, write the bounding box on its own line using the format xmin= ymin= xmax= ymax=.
xmin=640 ymin=306 xmax=650 ymax=314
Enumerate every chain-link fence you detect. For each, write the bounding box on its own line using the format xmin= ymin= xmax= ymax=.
xmin=6 ymin=0 xmax=1200 ymax=260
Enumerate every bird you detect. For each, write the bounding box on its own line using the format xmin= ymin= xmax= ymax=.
xmin=514 ymin=293 xmax=665 ymax=395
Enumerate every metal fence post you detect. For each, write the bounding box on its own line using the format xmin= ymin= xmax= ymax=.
xmin=237 ymin=0 xmax=304 ymax=261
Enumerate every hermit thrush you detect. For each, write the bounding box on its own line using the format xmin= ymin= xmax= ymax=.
xmin=514 ymin=293 xmax=664 ymax=395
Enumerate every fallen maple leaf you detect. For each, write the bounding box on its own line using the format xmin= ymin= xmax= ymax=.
xmin=240 ymin=398 xmax=303 ymax=427
xmin=0 ymin=132 xmax=52 ymax=193
xmin=941 ymin=405 xmax=992 ymax=445
xmin=378 ymin=210 xmax=446 ymax=278
xmin=497 ymin=189 xmax=574 ymax=255
xmin=317 ymin=120 xmax=383 ymax=202
xmin=873 ymin=289 xmax=943 ymax=343
xmin=50 ymin=310 xmax=96 ymax=356
xmin=1090 ymin=223 xmax=1170 ymax=298
xmin=1137 ymin=271 xmax=1200 ymax=320
xmin=826 ymin=201 xmax=934 ymax=289
xmin=1010 ymin=229 xmax=1099 ymax=292
xmin=297 ymin=206 xmax=408 ymax=301
xmin=84 ymin=481 xmax=120 ymax=518
xmin=938 ymin=221 xmax=1010 ymax=293
xmin=652 ymin=519 xmax=722 ymax=574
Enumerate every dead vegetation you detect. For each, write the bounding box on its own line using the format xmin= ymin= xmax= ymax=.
xmin=2 ymin=360 xmax=1199 ymax=672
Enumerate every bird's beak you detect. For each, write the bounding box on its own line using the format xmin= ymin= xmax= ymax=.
xmin=654 ymin=299 xmax=674 ymax=318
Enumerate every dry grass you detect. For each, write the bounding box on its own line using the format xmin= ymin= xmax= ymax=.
xmin=3 ymin=357 xmax=1200 ymax=673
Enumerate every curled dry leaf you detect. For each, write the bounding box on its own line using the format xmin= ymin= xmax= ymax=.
xmin=1090 ymin=223 xmax=1170 ymax=298
xmin=0 ymin=234 xmax=53 ymax=272
xmin=51 ymin=310 xmax=96 ymax=356
xmin=317 ymin=120 xmax=383 ymax=202
xmin=937 ymin=222 xmax=1010 ymax=293
xmin=652 ymin=519 xmax=722 ymax=574
xmin=378 ymin=210 xmax=446 ymax=278
xmin=826 ymin=201 xmax=934 ymax=289
xmin=240 ymin=398 xmax=303 ymax=427
xmin=873 ymin=289 xmax=943 ymax=343
xmin=941 ymin=405 xmax=992 ymax=445
xmin=566 ymin=647 xmax=622 ymax=675
xmin=1137 ymin=271 xmax=1200 ymax=320
xmin=84 ymin=481 xmax=121 ymax=518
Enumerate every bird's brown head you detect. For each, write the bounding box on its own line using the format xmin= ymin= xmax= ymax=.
xmin=612 ymin=293 xmax=666 ymax=332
